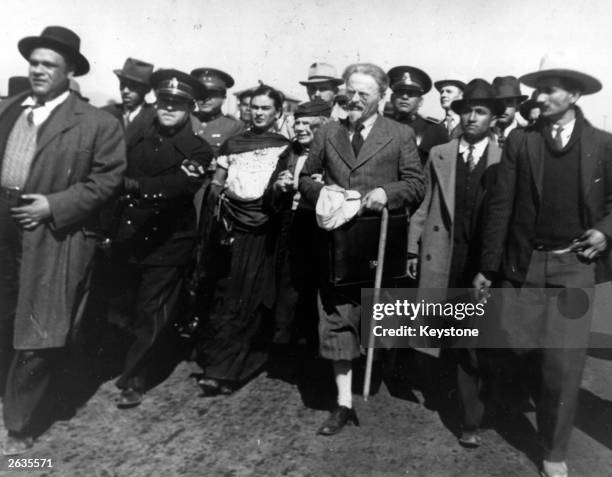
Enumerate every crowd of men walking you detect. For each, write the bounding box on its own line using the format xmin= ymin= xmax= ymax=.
xmin=1 ymin=24 xmax=610 ymax=477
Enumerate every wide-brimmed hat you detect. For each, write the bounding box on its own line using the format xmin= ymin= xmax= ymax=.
xmin=492 ymin=76 xmax=528 ymax=101
xmin=150 ymin=69 xmax=207 ymax=101
xmin=190 ymin=67 xmax=234 ymax=92
xmin=434 ymin=77 xmax=467 ymax=92
xmin=451 ymin=78 xmax=504 ymax=115
xmin=18 ymin=26 xmax=89 ymax=76
xmin=388 ymin=66 xmax=432 ymax=95
xmin=519 ymin=50 xmax=602 ymax=95
xmin=299 ymin=62 xmax=343 ymax=86
xmin=114 ymin=58 xmax=154 ymax=86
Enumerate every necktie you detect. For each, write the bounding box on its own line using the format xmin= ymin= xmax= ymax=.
xmin=27 ymin=103 xmax=43 ymax=126
xmin=351 ymin=124 xmax=364 ymax=157
xmin=123 ymin=111 xmax=131 ymax=128
xmin=466 ymin=144 xmax=476 ymax=172
xmin=553 ymin=126 xmax=564 ymax=151
xmin=446 ymin=114 xmax=455 ymax=135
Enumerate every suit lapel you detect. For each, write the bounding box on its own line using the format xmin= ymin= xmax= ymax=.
xmin=431 ymin=139 xmax=459 ymax=223
xmin=580 ymin=123 xmax=597 ymax=200
xmin=35 ymin=93 xmax=82 ymax=157
xmin=353 ymin=115 xmax=392 ymax=170
xmin=329 ymin=122 xmax=356 ymax=169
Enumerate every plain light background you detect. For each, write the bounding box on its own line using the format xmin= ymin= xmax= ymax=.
xmin=1 ymin=0 xmax=610 ymax=128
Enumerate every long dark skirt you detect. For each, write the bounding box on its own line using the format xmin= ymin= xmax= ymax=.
xmin=196 ymin=226 xmax=275 ymax=384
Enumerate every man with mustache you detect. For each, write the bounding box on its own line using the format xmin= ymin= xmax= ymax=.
xmin=300 ymin=63 xmax=424 ymax=436
xmin=473 ymin=52 xmax=612 ymax=477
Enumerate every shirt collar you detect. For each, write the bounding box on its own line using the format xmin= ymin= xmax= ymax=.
xmin=552 ymin=118 xmax=576 ymax=139
xmin=22 ymin=89 xmax=70 ymax=110
xmin=459 ymin=136 xmax=489 ymax=161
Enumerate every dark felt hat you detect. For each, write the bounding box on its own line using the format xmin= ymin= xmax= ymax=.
xmin=492 ymin=75 xmax=528 ymax=101
xmin=114 ymin=58 xmax=154 ymax=86
xmin=5 ymin=76 xmax=30 ymax=97
xmin=190 ymin=67 xmax=234 ymax=92
xmin=294 ymin=99 xmax=332 ymax=119
xmin=519 ymin=90 xmax=542 ymax=120
xmin=450 ymin=78 xmax=504 ymax=115
xmin=388 ymin=66 xmax=432 ymax=94
xmin=18 ymin=26 xmax=89 ymax=76
xmin=150 ymin=69 xmax=208 ymax=101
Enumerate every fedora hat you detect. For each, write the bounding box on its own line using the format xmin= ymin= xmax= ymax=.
xmin=2 ymin=76 xmax=30 ymax=98
xmin=18 ymin=26 xmax=89 ymax=76
xmin=299 ymin=62 xmax=343 ymax=86
xmin=150 ymin=69 xmax=208 ymax=101
xmin=519 ymin=50 xmax=602 ymax=95
xmin=114 ymin=58 xmax=154 ymax=86
xmin=519 ymin=90 xmax=542 ymax=121
xmin=451 ymin=78 xmax=504 ymax=116
xmin=492 ymin=76 xmax=528 ymax=101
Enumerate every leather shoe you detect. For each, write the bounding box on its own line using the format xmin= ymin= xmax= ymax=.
xmin=3 ymin=434 xmax=33 ymax=456
xmin=197 ymin=378 xmax=233 ymax=397
xmin=541 ymin=460 xmax=568 ymax=477
xmin=458 ymin=430 xmax=482 ymax=448
xmin=317 ymin=405 xmax=359 ymax=436
xmin=116 ymin=387 xmax=143 ymax=409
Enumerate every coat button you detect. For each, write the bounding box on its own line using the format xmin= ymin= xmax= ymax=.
xmin=433 ymin=225 xmax=439 ymax=231
xmin=425 ymin=254 xmax=431 ymax=261
xmin=126 ymin=220 xmax=132 ymax=225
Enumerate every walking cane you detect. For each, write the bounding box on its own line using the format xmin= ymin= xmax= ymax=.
xmin=363 ymin=207 xmax=389 ymax=401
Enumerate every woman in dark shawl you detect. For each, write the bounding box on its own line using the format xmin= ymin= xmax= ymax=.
xmin=194 ymin=85 xmax=291 ymax=395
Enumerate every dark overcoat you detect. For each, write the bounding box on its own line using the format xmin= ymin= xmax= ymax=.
xmin=0 ymin=91 xmax=126 ymax=349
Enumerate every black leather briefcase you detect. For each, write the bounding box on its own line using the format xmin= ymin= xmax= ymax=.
xmin=328 ymin=212 xmax=408 ymax=287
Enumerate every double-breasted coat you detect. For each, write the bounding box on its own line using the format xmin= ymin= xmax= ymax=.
xmin=0 ymin=91 xmax=126 ymax=349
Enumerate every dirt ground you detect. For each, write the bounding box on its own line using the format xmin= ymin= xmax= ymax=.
xmin=0 ymin=343 xmax=611 ymax=477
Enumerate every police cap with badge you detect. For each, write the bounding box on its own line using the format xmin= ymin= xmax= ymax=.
xmin=387 ymin=66 xmax=432 ymax=95
xmin=190 ymin=67 xmax=234 ymax=96
xmin=150 ymin=68 xmax=208 ymax=102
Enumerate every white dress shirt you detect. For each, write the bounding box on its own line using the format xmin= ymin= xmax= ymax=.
xmin=21 ymin=90 xmax=70 ymax=126
xmin=348 ymin=113 xmax=378 ymax=142
xmin=459 ymin=136 xmax=489 ymax=166
xmin=551 ymin=118 xmax=575 ymax=148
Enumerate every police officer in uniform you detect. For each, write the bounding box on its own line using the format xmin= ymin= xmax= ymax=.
xmin=112 ymin=69 xmax=214 ymax=408
xmin=387 ymin=66 xmax=449 ymax=164
xmin=190 ymin=67 xmax=244 ymax=156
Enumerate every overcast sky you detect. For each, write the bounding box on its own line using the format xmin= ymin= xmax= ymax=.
xmin=2 ymin=0 xmax=611 ymax=128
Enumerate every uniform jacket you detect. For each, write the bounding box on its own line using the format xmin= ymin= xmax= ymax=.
xmin=408 ymin=138 xmax=502 ymax=288
xmin=113 ymin=117 xmax=214 ymax=266
xmin=299 ymin=115 xmax=425 ymax=211
xmin=191 ymin=113 xmax=244 ymax=157
xmin=480 ymin=107 xmax=612 ymax=283
xmin=0 ymin=91 xmax=126 ymax=349
xmin=102 ymin=102 xmax=157 ymax=145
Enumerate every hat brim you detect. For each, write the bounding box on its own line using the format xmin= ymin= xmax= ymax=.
xmin=497 ymin=94 xmax=528 ymax=102
xmin=150 ymin=69 xmax=208 ymax=101
xmin=391 ymin=84 xmax=427 ymax=95
xmin=434 ymin=80 xmax=466 ymax=92
xmin=18 ymin=36 xmax=89 ymax=76
xmin=113 ymin=70 xmax=151 ymax=87
xmin=451 ymin=98 xmax=505 ymax=116
xmin=519 ymin=69 xmax=602 ymax=95
xmin=299 ymin=78 xmax=344 ymax=86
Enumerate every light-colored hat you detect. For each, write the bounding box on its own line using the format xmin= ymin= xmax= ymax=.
xmin=519 ymin=50 xmax=602 ymax=95
xmin=299 ymin=62 xmax=343 ymax=86
xmin=316 ymin=185 xmax=361 ymax=231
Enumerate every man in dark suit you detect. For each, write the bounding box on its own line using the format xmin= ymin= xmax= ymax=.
xmin=387 ymin=65 xmax=449 ymax=164
xmin=408 ymin=79 xmax=503 ymax=447
xmin=473 ymin=52 xmax=612 ymax=477
xmin=300 ymin=62 xmax=424 ymax=435
xmin=491 ymin=76 xmax=528 ymax=148
xmin=102 ymin=57 xmax=156 ymax=144
xmin=435 ymin=76 xmax=466 ymax=139
xmin=0 ymin=26 xmax=126 ymax=455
